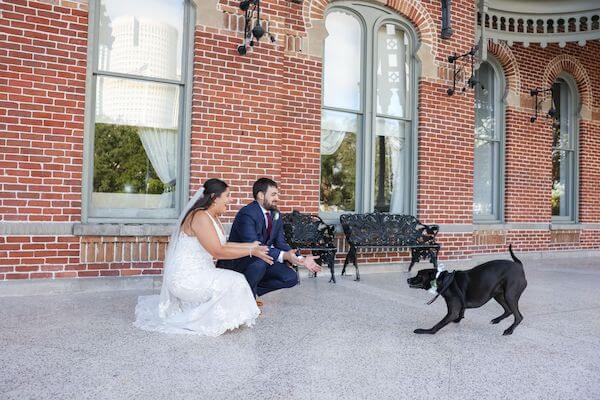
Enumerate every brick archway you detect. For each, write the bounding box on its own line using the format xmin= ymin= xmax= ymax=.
xmin=543 ymin=54 xmax=593 ymax=111
xmin=487 ymin=40 xmax=521 ymax=100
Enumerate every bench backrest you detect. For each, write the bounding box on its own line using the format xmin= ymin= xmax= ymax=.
xmin=282 ymin=211 xmax=335 ymax=248
xmin=339 ymin=213 xmax=425 ymax=247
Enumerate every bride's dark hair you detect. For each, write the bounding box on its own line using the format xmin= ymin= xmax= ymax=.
xmin=182 ymin=178 xmax=228 ymax=223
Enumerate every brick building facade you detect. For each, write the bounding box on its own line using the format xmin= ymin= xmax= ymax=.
xmin=1 ymin=0 xmax=599 ymax=281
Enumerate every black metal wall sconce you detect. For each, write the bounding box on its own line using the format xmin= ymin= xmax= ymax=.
xmin=446 ymin=45 xmax=479 ymax=96
xmin=529 ymin=87 xmax=556 ymax=123
xmin=237 ymin=0 xmax=276 ymax=55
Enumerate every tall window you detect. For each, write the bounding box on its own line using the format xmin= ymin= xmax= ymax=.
xmin=473 ymin=59 xmax=504 ymax=222
xmin=84 ymin=0 xmax=192 ymax=220
xmin=551 ymin=75 xmax=578 ymax=222
xmin=320 ymin=3 xmax=417 ymax=217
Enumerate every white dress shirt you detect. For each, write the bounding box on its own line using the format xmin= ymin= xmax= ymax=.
xmin=259 ymin=203 xmax=284 ymax=263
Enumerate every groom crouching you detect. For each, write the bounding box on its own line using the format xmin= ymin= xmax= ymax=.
xmin=217 ymin=178 xmax=321 ymax=305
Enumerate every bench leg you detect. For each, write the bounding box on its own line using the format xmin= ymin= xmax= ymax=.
xmin=342 ymin=246 xmax=356 ymax=277
xmin=429 ymin=248 xmax=439 ymax=269
xmin=408 ymin=248 xmax=420 ymax=272
xmin=321 ymin=250 xmax=336 ymax=283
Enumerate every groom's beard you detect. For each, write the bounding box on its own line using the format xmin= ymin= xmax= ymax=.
xmin=261 ymin=200 xmax=278 ymax=213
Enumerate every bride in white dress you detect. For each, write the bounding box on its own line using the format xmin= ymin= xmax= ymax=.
xmin=134 ymin=179 xmax=273 ymax=336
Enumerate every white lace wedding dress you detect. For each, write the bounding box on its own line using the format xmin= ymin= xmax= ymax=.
xmin=134 ymin=214 xmax=260 ymax=336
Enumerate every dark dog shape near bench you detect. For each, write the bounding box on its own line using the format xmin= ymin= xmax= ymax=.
xmin=340 ymin=212 xmax=440 ymax=281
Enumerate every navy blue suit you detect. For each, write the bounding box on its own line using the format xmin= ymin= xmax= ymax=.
xmin=217 ymin=201 xmax=298 ymax=297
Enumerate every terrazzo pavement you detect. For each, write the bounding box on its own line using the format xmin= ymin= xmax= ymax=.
xmin=1 ymin=257 xmax=599 ymax=399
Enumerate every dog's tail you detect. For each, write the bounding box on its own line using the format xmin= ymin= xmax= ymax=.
xmin=508 ymin=244 xmax=522 ymax=265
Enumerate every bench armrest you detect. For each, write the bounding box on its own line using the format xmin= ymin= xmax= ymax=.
xmin=421 ymin=223 xmax=439 ymax=237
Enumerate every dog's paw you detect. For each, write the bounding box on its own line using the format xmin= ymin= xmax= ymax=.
xmin=490 ymin=318 xmax=501 ymax=324
xmin=414 ymin=328 xmax=434 ymax=334
xmin=502 ymin=329 xmax=513 ymax=335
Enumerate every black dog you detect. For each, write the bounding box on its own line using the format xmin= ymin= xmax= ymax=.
xmin=407 ymin=245 xmax=527 ymax=335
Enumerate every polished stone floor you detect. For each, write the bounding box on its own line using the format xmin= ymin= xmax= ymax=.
xmin=1 ymin=257 xmax=599 ymax=400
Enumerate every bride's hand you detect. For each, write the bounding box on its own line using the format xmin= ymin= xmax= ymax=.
xmin=252 ymin=245 xmax=273 ymax=265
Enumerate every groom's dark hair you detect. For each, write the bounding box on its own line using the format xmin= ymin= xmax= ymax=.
xmin=253 ymin=178 xmax=278 ymax=199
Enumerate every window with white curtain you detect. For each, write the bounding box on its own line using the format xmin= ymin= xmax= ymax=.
xmin=84 ymin=0 xmax=193 ymax=220
xmin=473 ymin=59 xmax=504 ymax=222
xmin=551 ymin=75 xmax=578 ymax=222
xmin=320 ymin=3 xmax=417 ymax=217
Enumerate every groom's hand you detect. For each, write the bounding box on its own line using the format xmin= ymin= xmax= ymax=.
xmin=299 ymin=255 xmax=321 ymax=273
xmin=282 ymin=249 xmax=299 ymax=264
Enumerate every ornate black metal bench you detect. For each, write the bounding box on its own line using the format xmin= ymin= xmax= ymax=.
xmin=339 ymin=212 xmax=440 ymax=281
xmin=282 ymin=210 xmax=337 ymax=283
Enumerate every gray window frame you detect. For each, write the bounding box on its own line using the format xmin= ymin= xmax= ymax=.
xmin=473 ymin=55 xmax=505 ymax=224
xmin=81 ymin=0 xmax=195 ymax=224
xmin=319 ymin=2 xmax=420 ymax=223
xmin=551 ymin=72 xmax=579 ymax=224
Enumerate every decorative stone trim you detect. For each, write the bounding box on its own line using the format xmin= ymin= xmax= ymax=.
xmin=486 ymin=39 xmax=521 ymax=106
xmin=550 ymin=230 xmax=581 ymax=244
xmin=479 ymin=6 xmax=600 ymax=48
xmin=473 ymin=230 xmax=507 ymax=246
xmin=542 ymin=54 xmax=594 ymax=119
xmin=79 ymin=236 xmax=169 ymax=264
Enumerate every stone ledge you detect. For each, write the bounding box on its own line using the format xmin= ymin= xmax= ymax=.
xmin=74 ymin=224 xmax=176 ymax=237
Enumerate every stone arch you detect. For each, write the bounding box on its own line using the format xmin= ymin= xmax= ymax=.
xmin=543 ymin=54 xmax=593 ymax=118
xmin=487 ymin=40 xmax=521 ymax=106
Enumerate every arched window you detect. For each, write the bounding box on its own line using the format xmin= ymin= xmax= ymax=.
xmin=551 ymin=74 xmax=579 ymax=222
xmin=473 ymin=58 xmax=505 ymax=222
xmin=320 ymin=2 xmax=418 ymax=217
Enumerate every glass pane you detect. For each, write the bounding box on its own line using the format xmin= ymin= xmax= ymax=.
xmin=92 ymin=76 xmax=179 ymax=210
xmin=320 ymin=110 xmax=358 ymax=212
xmin=374 ymin=118 xmax=408 ymax=213
xmin=98 ymin=0 xmax=184 ymax=81
xmin=323 ymin=11 xmax=362 ymax=111
xmin=474 ymin=139 xmax=495 ymax=216
xmin=376 ymin=24 xmax=409 ymax=118
xmin=96 ymin=76 xmax=180 ymax=129
xmin=551 ymin=79 xmax=572 ymax=217
xmin=551 ymin=79 xmax=571 ymax=149
xmin=552 ymin=149 xmax=571 ymax=216
xmin=474 ymin=62 xmax=495 ymax=139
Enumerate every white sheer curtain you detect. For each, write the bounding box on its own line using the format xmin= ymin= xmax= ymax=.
xmin=389 ymin=137 xmax=405 ymax=213
xmin=321 ymin=110 xmax=358 ymax=155
xmin=321 ymin=130 xmax=346 ymax=155
xmin=376 ymin=118 xmax=406 ymax=213
xmin=138 ymin=127 xmax=178 ymax=208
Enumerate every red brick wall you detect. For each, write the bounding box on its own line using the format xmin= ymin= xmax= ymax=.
xmin=0 ymin=0 xmax=87 ymax=223
xmin=1 ymin=0 xmax=599 ymax=281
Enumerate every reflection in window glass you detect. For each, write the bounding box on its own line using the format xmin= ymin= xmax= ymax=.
xmin=98 ymin=0 xmax=184 ymax=80
xmin=320 ymin=110 xmax=358 ymax=212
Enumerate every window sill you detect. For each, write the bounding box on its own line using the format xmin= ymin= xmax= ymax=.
xmin=74 ymin=222 xmax=234 ymax=237
xmin=74 ymin=223 xmax=176 ymax=237
xmin=550 ymin=223 xmax=582 ymax=231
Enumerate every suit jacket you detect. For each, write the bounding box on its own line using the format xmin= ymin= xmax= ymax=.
xmin=228 ymin=201 xmax=292 ymax=262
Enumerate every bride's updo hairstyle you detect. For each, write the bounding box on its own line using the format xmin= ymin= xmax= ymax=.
xmin=182 ymin=178 xmax=228 ymax=223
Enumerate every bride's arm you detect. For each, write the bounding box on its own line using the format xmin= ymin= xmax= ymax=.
xmin=223 ymin=241 xmax=260 ymax=249
xmin=190 ymin=213 xmax=273 ymax=264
